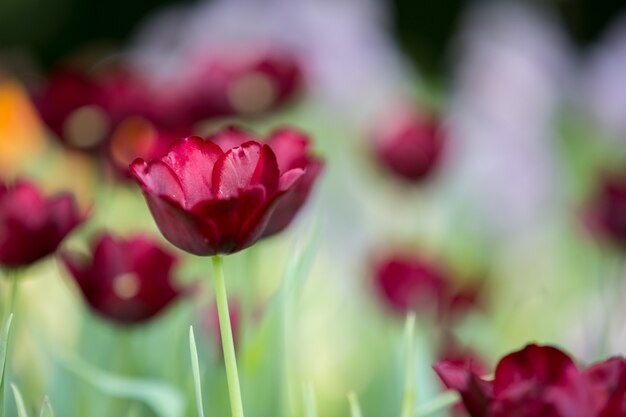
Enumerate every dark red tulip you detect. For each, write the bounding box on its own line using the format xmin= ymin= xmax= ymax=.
xmin=98 ymin=67 xmax=196 ymax=130
xmin=188 ymin=48 xmax=302 ymax=120
xmin=372 ymin=253 xmax=480 ymax=320
xmin=0 ymin=180 xmax=82 ymax=268
xmin=374 ymin=253 xmax=447 ymax=315
xmin=584 ymin=357 xmax=626 ymax=417
xmin=130 ymin=130 xmax=306 ymax=256
xmin=62 ymin=233 xmax=186 ymax=324
xmin=34 ymin=69 xmax=112 ymax=151
xmin=434 ymin=344 xmax=626 ymax=417
xmin=208 ymin=126 xmax=323 ymax=237
xmin=585 ymin=171 xmax=626 ymax=248
xmin=372 ymin=106 xmax=444 ymax=183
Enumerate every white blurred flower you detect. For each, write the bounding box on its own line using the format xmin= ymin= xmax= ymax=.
xmin=444 ymin=2 xmax=573 ymax=239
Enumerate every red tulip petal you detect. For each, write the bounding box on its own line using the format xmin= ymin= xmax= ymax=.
xmin=0 ymin=180 xmax=47 ymax=230
xmin=278 ymin=168 xmax=305 ymax=192
xmin=494 ymin=345 xmax=578 ymax=393
xmin=47 ymin=193 xmax=82 ymax=236
xmin=262 ymin=159 xmax=323 ymax=237
xmin=192 ymin=186 xmax=266 ymax=254
xmin=212 ymin=142 xmax=279 ymax=199
xmin=266 ymin=128 xmax=310 ymax=171
xmin=144 ymin=193 xmax=218 ymax=256
xmin=585 ymin=357 xmax=626 ymax=417
xmin=434 ymin=360 xmax=492 ymax=417
xmin=130 ymin=159 xmax=186 ymax=206
xmin=161 ymin=136 xmax=223 ymax=207
xmin=236 ymin=189 xmax=287 ymax=250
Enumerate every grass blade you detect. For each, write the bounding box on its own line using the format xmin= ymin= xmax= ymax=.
xmin=303 ymin=383 xmax=316 ymax=417
xmin=57 ymin=352 xmax=184 ymax=417
xmin=189 ymin=326 xmax=205 ymax=417
xmin=38 ymin=396 xmax=54 ymax=417
xmin=11 ymin=384 xmax=29 ymax=417
xmin=0 ymin=314 xmax=14 ymax=417
xmin=414 ymin=391 xmax=459 ymax=417
xmin=347 ymin=391 xmax=363 ymax=417
xmin=400 ymin=312 xmax=416 ymax=417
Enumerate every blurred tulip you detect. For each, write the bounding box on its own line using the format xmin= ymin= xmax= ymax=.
xmin=0 ymin=180 xmax=83 ymax=268
xmin=373 ymin=252 xmax=481 ymax=320
xmin=585 ymin=171 xmax=626 ymax=249
xmin=187 ymin=48 xmax=302 ymax=120
xmin=208 ymin=126 xmax=323 ymax=236
xmin=585 ymin=357 xmax=626 ymax=416
xmin=435 ymin=344 xmax=626 ymax=417
xmin=372 ymin=105 xmax=444 ymax=183
xmin=130 ymin=130 xmax=306 ymax=256
xmin=34 ymin=69 xmax=111 ymax=151
xmin=62 ymin=233 xmax=186 ymax=324
xmin=128 ymin=0 xmax=414 ymax=124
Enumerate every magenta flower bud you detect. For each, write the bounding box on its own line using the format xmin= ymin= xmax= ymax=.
xmin=34 ymin=69 xmax=112 ymax=151
xmin=435 ymin=344 xmax=626 ymax=417
xmin=373 ymin=106 xmax=444 ymax=183
xmin=372 ymin=252 xmax=481 ymax=320
xmin=62 ymin=233 xmax=187 ymax=324
xmin=0 ymin=180 xmax=82 ymax=268
xmin=585 ymin=171 xmax=626 ymax=249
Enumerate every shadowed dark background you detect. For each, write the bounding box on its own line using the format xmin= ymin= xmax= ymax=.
xmin=1 ymin=0 xmax=624 ymax=76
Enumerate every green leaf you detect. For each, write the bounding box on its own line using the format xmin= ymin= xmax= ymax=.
xmin=401 ymin=312 xmax=416 ymax=417
xmin=124 ymin=404 xmax=141 ymax=417
xmin=11 ymin=384 xmax=29 ymax=417
xmin=414 ymin=391 xmax=459 ymax=417
xmin=189 ymin=326 xmax=205 ymax=417
xmin=303 ymin=384 xmax=316 ymax=417
xmin=57 ymin=353 xmax=184 ymax=417
xmin=38 ymin=396 xmax=54 ymax=417
xmin=0 ymin=314 xmax=14 ymax=417
xmin=347 ymin=391 xmax=363 ymax=417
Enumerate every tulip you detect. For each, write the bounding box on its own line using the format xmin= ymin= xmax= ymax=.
xmin=585 ymin=171 xmax=626 ymax=248
xmin=0 ymin=180 xmax=82 ymax=268
xmin=130 ymin=131 xmax=310 ymax=256
xmin=62 ymin=233 xmax=186 ymax=324
xmin=34 ymin=69 xmax=112 ymax=151
xmin=169 ymin=48 xmax=302 ymax=121
xmin=372 ymin=106 xmax=444 ymax=183
xmin=435 ymin=344 xmax=626 ymax=417
xmin=372 ymin=253 xmax=480 ymax=320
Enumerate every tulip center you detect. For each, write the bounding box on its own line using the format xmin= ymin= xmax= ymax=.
xmin=228 ymin=72 xmax=277 ymax=115
xmin=63 ymin=105 xmax=110 ymax=149
xmin=113 ymin=273 xmax=141 ymax=300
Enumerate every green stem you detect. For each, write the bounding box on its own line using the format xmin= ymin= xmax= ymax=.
xmin=212 ymin=256 xmax=244 ymax=417
xmin=401 ymin=312 xmax=416 ymax=417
